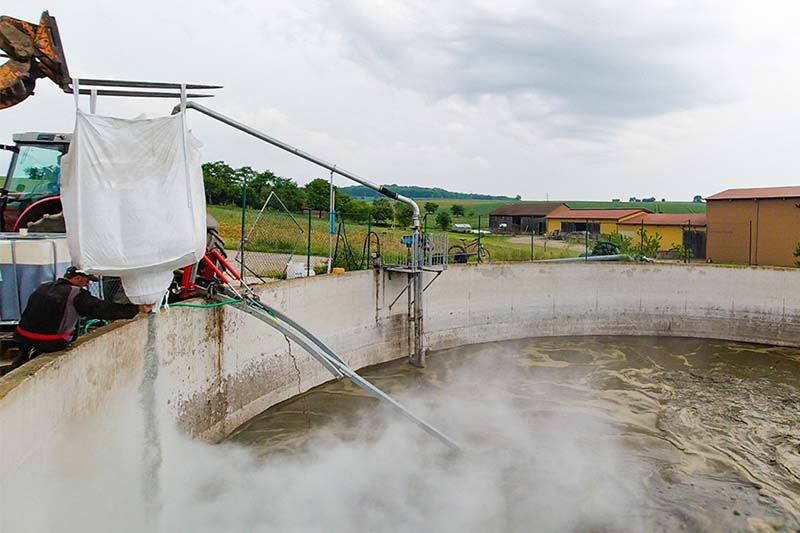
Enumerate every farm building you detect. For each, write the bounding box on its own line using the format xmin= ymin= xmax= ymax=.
xmin=488 ymin=203 xmax=564 ymax=234
xmin=706 ymin=186 xmax=800 ymax=267
xmin=618 ymin=213 xmax=707 ymax=258
xmin=545 ymin=207 xmax=648 ymax=236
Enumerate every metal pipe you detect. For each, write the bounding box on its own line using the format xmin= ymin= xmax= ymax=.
xmin=74 ymin=78 xmax=222 ymax=89
xmin=226 ymin=295 xmax=459 ymax=449
xmin=69 ymin=89 xmax=213 ymax=98
xmin=176 ymin=101 xmax=421 ymax=229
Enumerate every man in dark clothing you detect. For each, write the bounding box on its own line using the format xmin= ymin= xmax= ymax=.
xmin=11 ymin=266 xmax=152 ymax=370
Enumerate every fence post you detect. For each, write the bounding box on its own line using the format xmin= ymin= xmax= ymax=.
xmin=530 ymin=226 xmax=534 ymax=261
xmin=307 ymin=209 xmax=312 ymax=275
xmin=640 ymin=219 xmax=644 ymax=258
xmin=367 ymin=214 xmax=372 ymax=269
xmin=585 ymin=219 xmax=589 ymax=261
xmin=477 ymin=215 xmax=482 ymax=259
xmin=687 ymin=219 xmax=692 ymax=263
xmin=240 ymin=178 xmax=247 ymax=281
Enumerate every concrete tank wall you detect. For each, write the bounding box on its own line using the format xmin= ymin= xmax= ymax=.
xmin=3 ymin=262 xmax=800 ymax=486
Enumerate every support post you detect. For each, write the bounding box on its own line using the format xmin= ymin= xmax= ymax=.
xmin=477 ymin=215 xmax=482 ymax=262
xmin=410 ymin=231 xmax=425 ymax=367
xmin=687 ymin=219 xmax=692 ymax=263
xmin=530 ymin=226 xmax=534 ymax=261
xmin=366 ymin=215 xmax=372 ymax=268
xmin=585 ymin=219 xmax=589 ymax=261
xmin=640 ymin=219 xmax=644 ymax=258
xmin=328 ymin=170 xmax=335 ymax=274
xmin=240 ymin=177 xmax=247 ymax=281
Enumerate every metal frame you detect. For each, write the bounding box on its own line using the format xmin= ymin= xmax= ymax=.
xmin=176 ymin=101 xmax=431 ymax=366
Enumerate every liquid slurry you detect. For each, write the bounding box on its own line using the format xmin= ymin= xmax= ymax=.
xmin=140 ymin=313 xmax=162 ymax=524
xmin=228 ymin=336 xmax=800 ymax=532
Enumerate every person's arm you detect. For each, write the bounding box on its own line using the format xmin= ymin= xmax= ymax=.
xmin=73 ymin=290 xmax=146 ymax=320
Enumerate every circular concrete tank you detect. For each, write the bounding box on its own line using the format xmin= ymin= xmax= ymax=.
xmin=1 ymin=263 xmax=799 ymax=531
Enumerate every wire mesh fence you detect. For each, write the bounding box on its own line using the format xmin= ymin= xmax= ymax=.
xmin=237 ymin=192 xmax=308 ymax=280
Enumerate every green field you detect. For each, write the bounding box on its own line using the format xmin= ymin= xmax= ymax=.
xmin=414 ymin=198 xmax=705 ymax=231
xmin=208 ymin=203 xmax=579 ymax=271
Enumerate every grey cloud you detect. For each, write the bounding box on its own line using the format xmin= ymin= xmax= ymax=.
xmin=323 ymin=2 xmax=725 ymax=135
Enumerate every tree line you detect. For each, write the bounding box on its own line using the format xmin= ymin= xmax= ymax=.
xmin=202 ymin=161 xmax=415 ymax=226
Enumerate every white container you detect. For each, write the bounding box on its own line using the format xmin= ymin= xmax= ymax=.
xmin=286 ymin=262 xmax=315 ymax=279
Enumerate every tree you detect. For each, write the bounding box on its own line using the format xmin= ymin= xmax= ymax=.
xmin=515 ymin=195 xmax=522 ymax=201
xmin=334 ymin=190 xmax=353 ymax=214
xmin=637 ymin=228 xmax=662 ymax=258
xmin=693 ymin=195 xmax=704 ymax=203
xmin=424 ymin=202 xmax=439 ymax=214
xmin=202 ymin=161 xmax=237 ymax=205
xmin=450 ymin=204 xmax=465 ymax=216
xmin=435 ymin=210 xmax=452 ymax=231
xmin=305 ymin=178 xmax=331 ymax=211
xmin=371 ymin=198 xmax=394 ymax=225
xmin=336 ymin=196 xmax=369 ymax=223
xmin=394 ymin=203 xmax=414 ymax=227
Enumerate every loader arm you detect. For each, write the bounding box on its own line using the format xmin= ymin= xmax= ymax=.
xmin=0 ymin=11 xmax=70 ymax=109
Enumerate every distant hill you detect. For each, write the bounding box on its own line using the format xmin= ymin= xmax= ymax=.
xmin=340 ymin=184 xmax=516 ymax=201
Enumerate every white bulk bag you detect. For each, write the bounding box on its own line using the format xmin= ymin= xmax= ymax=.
xmin=61 ymin=108 xmax=206 ymax=305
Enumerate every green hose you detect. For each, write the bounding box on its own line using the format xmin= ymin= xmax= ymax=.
xmin=163 ymin=299 xmax=239 ymax=309
xmin=83 ymin=318 xmax=105 ymax=334
xmin=80 ymin=300 xmax=238 ymax=336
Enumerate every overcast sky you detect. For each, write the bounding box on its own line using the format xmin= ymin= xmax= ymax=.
xmin=3 ymin=1 xmax=799 ymax=200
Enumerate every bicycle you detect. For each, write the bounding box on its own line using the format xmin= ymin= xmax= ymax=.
xmin=448 ymin=237 xmax=491 ymax=264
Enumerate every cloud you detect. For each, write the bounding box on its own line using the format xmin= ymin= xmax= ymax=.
xmin=321 ymin=1 xmax=727 ymax=137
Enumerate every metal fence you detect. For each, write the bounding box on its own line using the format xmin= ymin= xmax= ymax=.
xmin=232 ymin=196 xmax=450 ymax=280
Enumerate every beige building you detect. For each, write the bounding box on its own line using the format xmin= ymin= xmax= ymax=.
xmin=706 ymin=186 xmax=800 ymax=267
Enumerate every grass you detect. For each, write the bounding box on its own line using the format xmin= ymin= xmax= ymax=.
xmin=209 ymin=203 xmax=581 ymax=266
xmin=414 ymin=198 xmax=706 ymax=231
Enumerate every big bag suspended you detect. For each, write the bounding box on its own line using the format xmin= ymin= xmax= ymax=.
xmin=60 ymin=108 xmax=206 ymax=305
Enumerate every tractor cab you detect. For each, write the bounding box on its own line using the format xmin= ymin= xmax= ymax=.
xmin=0 ymin=132 xmax=70 ymax=232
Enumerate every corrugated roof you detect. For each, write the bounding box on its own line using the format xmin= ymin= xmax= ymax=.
xmin=489 ymin=203 xmax=565 ymax=216
xmin=546 ymin=206 xmax=649 ymax=220
xmin=706 ymin=186 xmax=800 ymax=200
xmin=620 ymin=213 xmax=707 ymax=226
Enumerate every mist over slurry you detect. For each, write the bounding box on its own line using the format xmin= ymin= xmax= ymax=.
xmin=4 ymin=336 xmax=800 ymax=532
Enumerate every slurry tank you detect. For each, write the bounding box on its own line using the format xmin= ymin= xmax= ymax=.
xmin=229 ymin=336 xmax=800 ymax=531
xmin=1 ymin=263 xmax=800 ymax=532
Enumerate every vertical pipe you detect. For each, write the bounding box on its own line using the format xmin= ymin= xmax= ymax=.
xmin=307 ymin=209 xmax=312 ymax=275
xmin=748 ymin=220 xmax=753 ymax=266
xmin=240 ymin=177 xmax=247 ymax=281
xmin=328 ymin=170 xmax=335 ymax=274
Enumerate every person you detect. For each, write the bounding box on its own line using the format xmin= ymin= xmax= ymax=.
xmin=10 ymin=266 xmax=152 ymax=370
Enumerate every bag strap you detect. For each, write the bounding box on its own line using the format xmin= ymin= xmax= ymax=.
xmin=72 ymin=78 xmax=81 ymax=110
